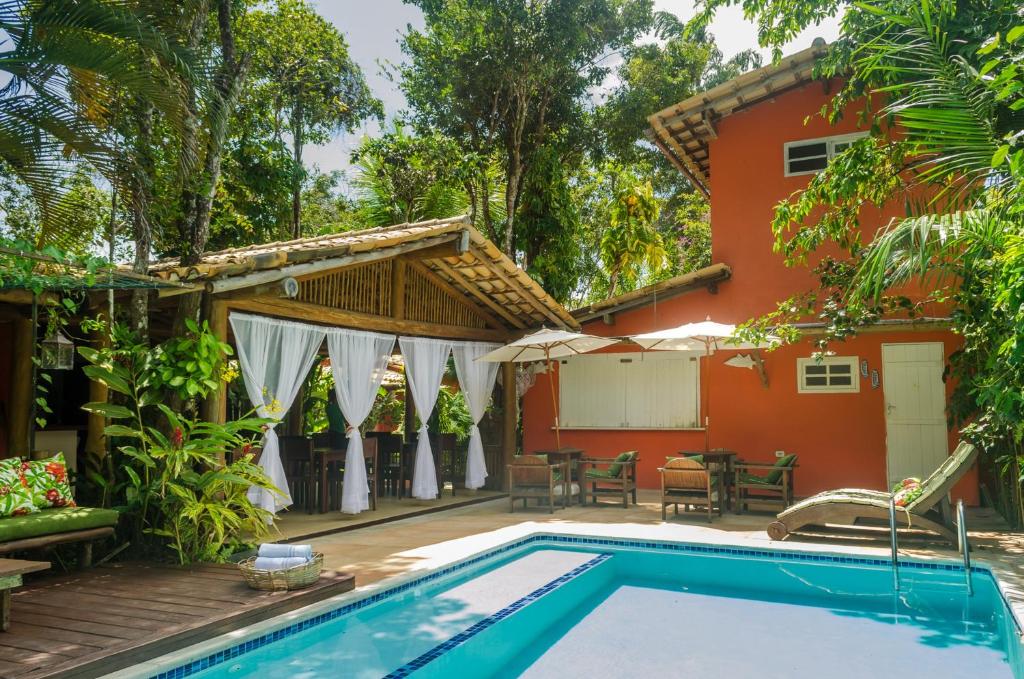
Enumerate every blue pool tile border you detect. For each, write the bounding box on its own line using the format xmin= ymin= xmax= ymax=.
xmin=150 ymin=534 xmax=1010 ymax=679
xmin=381 ymin=553 xmax=612 ymax=678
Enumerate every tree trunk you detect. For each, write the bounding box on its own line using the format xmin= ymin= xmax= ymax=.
xmin=291 ymin=103 xmax=304 ymax=239
xmin=129 ymin=99 xmax=155 ymax=339
xmin=172 ymin=0 xmax=250 ymax=340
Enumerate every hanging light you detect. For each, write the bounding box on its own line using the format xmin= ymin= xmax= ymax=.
xmin=40 ymin=330 xmax=75 ymax=370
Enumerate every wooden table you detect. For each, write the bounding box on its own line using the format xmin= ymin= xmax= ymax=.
xmin=1 ymin=558 xmax=49 ymax=631
xmin=533 ymin=447 xmax=585 ymax=505
xmin=677 ymin=449 xmax=738 ymax=512
xmin=313 ymin=439 xmax=378 ymax=513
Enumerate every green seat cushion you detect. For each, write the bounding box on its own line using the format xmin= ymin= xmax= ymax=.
xmin=742 ymin=455 xmax=797 ymax=485
xmin=607 ymin=451 xmax=636 ymax=478
xmin=585 ymin=468 xmax=614 ymax=480
xmin=0 ymin=507 xmax=119 ymax=543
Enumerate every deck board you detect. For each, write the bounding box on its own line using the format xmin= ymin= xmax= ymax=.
xmin=2 ymin=561 xmax=355 ymax=679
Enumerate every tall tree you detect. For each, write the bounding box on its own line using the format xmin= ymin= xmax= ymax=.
xmin=238 ymin=0 xmax=381 ymax=238
xmin=399 ymin=0 xmax=653 ymax=256
xmin=0 ymin=0 xmax=195 ymax=248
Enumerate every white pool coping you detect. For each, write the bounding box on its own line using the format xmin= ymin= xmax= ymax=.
xmin=102 ymin=520 xmax=1024 ymax=678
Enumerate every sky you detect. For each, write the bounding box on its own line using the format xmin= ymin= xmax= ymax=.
xmin=307 ymin=0 xmax=842 ymax=176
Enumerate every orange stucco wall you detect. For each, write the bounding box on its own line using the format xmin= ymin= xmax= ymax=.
xmin=521 ymin=80 xmax=978 ymax=502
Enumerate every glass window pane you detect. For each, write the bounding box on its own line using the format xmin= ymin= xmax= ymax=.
xmin=804 ymin=365 xmax=827 ymax=375
xmin=829 ymin=364 xmax=852 ymax=375
xmin=788 ymin=157 xmax=828 ymax=173
xmin=830 ymin=375 xmax=852 ymax=386
xmin=788 ymin=142 xmax=827 ymax=160
xmin=805 ymin=376 xmax=828 ymax=386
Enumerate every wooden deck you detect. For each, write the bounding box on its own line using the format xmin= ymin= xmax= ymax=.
xmin=0 ymin=561 xmax=355 ymax=679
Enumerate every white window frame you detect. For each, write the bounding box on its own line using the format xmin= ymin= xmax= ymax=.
xmin=558 ymin=352 xmax=702 ymax=430
xmin=784 ymin=132 xmax=869 ymax=177
xmin=797 ymin=356 xmax=861 ymax=393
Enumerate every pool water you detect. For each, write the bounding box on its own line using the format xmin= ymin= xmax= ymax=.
xmin=181 ymin=540 xmax=1023 ymax=679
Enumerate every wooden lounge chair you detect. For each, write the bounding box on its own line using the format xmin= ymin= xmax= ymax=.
xmin=660 ymin=457 xmax=720 ymax=522
xmin=766 ymin=442 xmax=978 ymax=544
xmin=507 ymin=455 xmax=575 ymax=513
xmin=580 ymin=451 xmax=639 ymax=508
xmin=735 ymin=454 xmax=798 ymax=513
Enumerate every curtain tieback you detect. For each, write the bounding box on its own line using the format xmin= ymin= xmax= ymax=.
xmin=347 ymin=428 xmax=362 ymax=439
xmin=418 ymin=424 xmax=430 ymax=435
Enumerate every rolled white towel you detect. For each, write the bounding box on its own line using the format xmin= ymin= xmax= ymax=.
xmin=257 ymin=543 xmax=313 ymax=560
xmin=253 ymin=556 xmax=308 ymax=571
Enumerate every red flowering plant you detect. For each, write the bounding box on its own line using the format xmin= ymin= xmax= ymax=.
xmin=80 ymin=322 xmax=276 ymax=564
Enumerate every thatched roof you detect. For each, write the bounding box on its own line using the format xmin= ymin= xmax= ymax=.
xmin=149 ymin=215 xmax=578 ymax=332
xmin=572 ymin=263 xmax=732 ymax=323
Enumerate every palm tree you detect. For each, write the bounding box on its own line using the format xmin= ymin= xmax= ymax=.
xmin=0 ymin=0 xmax=196 ymax=246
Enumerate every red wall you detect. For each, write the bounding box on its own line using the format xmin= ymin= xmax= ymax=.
xmin=521 ymin=80 xmax=977 ymax=502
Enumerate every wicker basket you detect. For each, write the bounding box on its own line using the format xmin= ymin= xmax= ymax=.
xmin=238 ymin=552 xmax=324 ymax=591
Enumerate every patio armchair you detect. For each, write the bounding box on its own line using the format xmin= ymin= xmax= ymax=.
xmin=507 ymin=455 xmax=575 ymax=513
xmin=580 ymin=451 xmax=639 ymax=508
xmin=660 ymin=457 xmax=720 ymax=522
xmin=734 ymin=454 xmax=798 ymax=513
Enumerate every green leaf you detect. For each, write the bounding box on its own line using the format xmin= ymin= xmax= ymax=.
xmin=103 ymin=424 xmax=141 ymax=438
xmin=992 ymin=145 xmax=1010 ymax=168
xmin=83 ymin=401 xmax=133 ymax=419
xmin=1007 ymin=26 xmax=1024 ymax=44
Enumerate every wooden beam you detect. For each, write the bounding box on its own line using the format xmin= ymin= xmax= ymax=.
xmin=200 ymin=299 xmax=229 ymax=426
xmin=214 ymin=277 xmax=299 ymax=301
xmin=405 ymin=229 xmax=470 ymax=261
xmin=8 ymin=317 xmax=33 ymax=456
xmin=647 ymin=128 xmax=710 ymax=197
xmin=405 ymin=259 xmax=505 ymax=330
xmin=226 ymin=297 xmax=509 ymax=342
xmin=500 ymin=361 xmax=517 ymax=491
xmin=468 ymin=245 xmax=567 ymax=328
xmin=83 ymin=308 xmax=109 ymax=461
xmin=391 ymin=258 xmax=406 ymax=321
xmin=206 ymin=232 xmax=462 ymax=294
xmin=430 ymin=258 xmax=526 ymax=329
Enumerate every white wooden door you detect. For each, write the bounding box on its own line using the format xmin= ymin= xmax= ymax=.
xmin=882 ymin=343 xmax=948 ymax=487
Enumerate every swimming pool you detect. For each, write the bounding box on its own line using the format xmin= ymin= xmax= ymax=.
xmin=144 ymin=535 xmax=1023 ymax=678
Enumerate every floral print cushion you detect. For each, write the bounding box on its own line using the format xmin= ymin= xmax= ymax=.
xmin=21 ymin=453 xmax=76 ymax=510
xmin=0 ymin=458 xmax=37 ymax=517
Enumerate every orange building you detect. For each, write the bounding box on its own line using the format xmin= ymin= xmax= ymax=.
xmin=522 ymin=44 xmax=977 ymax=503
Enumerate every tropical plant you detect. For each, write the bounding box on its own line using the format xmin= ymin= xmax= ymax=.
xmin=79 ymin=323 xmax=275 ymax=563
xmin=434 ymin=385 xmax=474 ymax=443
xmin=0 ymin=0 xmax=195 ymax=247
xmin=600 ymin=178 xmax=667 ymax=296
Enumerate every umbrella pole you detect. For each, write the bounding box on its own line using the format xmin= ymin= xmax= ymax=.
xmin=703 ymin=343 xmax=711 ymax=453
xmin=547 ymin=347 xmax=561 ymax=450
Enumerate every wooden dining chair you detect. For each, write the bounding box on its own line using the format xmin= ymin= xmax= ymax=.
xmin=660 ymin=456 xmax=720 ymax=522
xmin=279 ymin=436 xmax=316 ymax=514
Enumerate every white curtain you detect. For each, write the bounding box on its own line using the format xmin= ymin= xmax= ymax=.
xmin=229 ymin=313 xmax=326 ymax=514
xmin=326 ymin=328 xmax=395 ymax=514
xmin=453 ymin=342 xmax=501 ymax=489
xmin=399 ymin=336 xmax=452 ymax=499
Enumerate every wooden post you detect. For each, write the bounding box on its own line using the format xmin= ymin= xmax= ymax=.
xmin=83 ymin=308 xmax=109 ymax=461
xmin=8 ymin=317 xmax=34 ymax=456
xmin=200 ymin=299 xmax=229 ymax=425
xmin=392 ymin=259 xmax=406 ymax=321
xmin=501 ymin=361 xmax=517 ymax=491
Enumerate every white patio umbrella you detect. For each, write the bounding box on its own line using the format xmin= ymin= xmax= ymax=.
xmin=478 ymin=328 xmax=620 ymax=449
xmin=631 ymin=318 xmax=750 ymax=452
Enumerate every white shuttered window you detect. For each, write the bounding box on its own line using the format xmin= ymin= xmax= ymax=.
xmin=559 ymin=352 xmax=700 ymax=429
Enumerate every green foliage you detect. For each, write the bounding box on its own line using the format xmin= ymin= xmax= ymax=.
xmin=151 ymin=318 xmax=235 ymax=404
xmin=79 ymin=323 xmax=274 ymax=563
xmin=434 ymin=385 xmax=474 ymax=443
xmin=399 ymin=0 xmax=654 ymax=253
xmin=351 ymin=126 xmax=469 ymax=226
xmin=600 ymin=177 xmax=666 ymax=296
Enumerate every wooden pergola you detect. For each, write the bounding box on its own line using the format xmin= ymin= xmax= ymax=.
xmin=148 ymin=215 xmax=579 ymax=480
